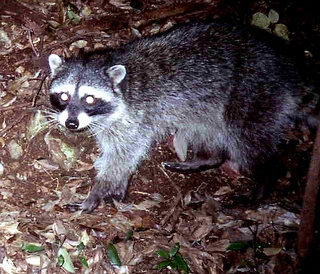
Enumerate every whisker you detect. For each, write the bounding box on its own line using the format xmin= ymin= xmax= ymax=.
xmin=41 ymin=108 xmax=59 ymax=116
xmin=88 ymin=122 xmax=107 ymax=137
xmin=41 ymin=119 xmax=58 ymax=128
xmin=35 ymin=109 xmax=60 ymax=130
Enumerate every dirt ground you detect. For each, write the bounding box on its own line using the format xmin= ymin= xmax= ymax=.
xmin=1 ymin=0 xmax=320 ymax=273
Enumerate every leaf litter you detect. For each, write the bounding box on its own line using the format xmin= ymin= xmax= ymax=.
xmin=0 ymin=0 xmax=318 ymax=273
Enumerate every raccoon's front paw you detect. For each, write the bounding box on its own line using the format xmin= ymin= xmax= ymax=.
xmin=64 ymin=194 xmax=101 ymax=213
xmin=64 ymin=183 xmax=127 ymax=213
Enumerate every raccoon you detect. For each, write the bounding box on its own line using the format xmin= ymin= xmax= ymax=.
xmin=48 ymin=21 xmax=316 ymax=213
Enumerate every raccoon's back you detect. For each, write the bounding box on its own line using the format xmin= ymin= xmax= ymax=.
xmin=111 ymin=23 xmax=301 ymax=125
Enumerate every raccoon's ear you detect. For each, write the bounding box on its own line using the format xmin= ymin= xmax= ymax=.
xmin=106 ymin=65 xmax=126 ymax=85
xmin=48 ymin=54 xmax=64 ymax=76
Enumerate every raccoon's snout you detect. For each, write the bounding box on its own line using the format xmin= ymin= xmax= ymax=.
xmin=65 ymin=117 xmax=79 ymax=130
xmin=60 ymin=111 xmax=91 ymax=130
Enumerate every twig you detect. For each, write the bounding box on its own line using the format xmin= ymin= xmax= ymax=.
xmin=159 ymin=166 xmax=183 ymax=204
xmin=0 ymin=103 xmax=31 ymax=112
xmin=159 ymin=166 xmax=183 ymax=226
xmin=0 ymin=114 xmax=28 ymax=136
xmin=22 ymin=25 xmax=39 ymax=57
xmin=32 ymin=73 xmax=48 ymax=107
xmin=14 ymin=57 xmax=32 ymax=67
xmin=44 ymin=34 xmax=87 ymax=52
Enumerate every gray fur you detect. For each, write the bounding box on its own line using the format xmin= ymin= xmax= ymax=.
xmin=48 ymin=21 xmax=317 ymax=212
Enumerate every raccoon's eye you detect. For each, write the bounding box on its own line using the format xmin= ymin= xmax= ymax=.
xmin=60 ymin=92 xmax=70 ymax=102
xmin=85 ymin=95 xmax=96 ymax=105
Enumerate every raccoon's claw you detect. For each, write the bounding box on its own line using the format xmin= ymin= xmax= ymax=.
xmin=103 ymin=193 xmax=125 ymax=204
xmin=64 ymin=202 xmax=84 ymax=212
xmin=64 ymin=194 xmax=101 ymax=213
xmin=64 ymin=192 xmax=125 ymax=213
xmin=64 ymin=202 xmax=99 ymax=213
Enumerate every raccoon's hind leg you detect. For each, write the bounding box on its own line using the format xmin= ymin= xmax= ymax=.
xmin=247 ymin=154 xmax=283 ymax=203
xmin=163 ymin=147 xmax=228 ymax=174
xmin=164 ymin=129 xmax=228 ymax=173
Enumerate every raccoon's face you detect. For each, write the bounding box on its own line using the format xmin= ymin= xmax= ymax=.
xmin=48 ymin=54 xmax=127 ymax=131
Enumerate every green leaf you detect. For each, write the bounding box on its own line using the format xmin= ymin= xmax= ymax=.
xmin=57 ymin=248 xmax=75 ymax=273
xmin=155 ymin=243 xmax=189 ymax=273
xmin=172 ymin=254 xmax=189 ymax=274
xmin=169 ymin=262 xmax=178 ymax=271
xmin=66 ymin=4 xmax=81 ymax=22
xmin=79 ymin=256 xmax=89 ymax=268
xmin=106 ymin=243 xmax=122 ymax=268
xmin=274 ymin=24 xmax=290 ymax=41
xmin=156 ymin=260 xmax=171 ymax=270
xmin=251 ymin=12 xmax=271 ymax=29
xmin=124 ymin=230 xmax=133 ymax=241
xmin=58 ymin=254 xmax=65 ymax=266
xmin=227 ymin=242 xmax=250 ymax=251
xmin=77 ymin=242 xmax=85 ymax=253
xmin=268 ymin=9 xmax=279 ymax=24
xmin=169 ymin=243 xmax=180 ymax=258
xmin=156 ymin=250 xmax=169 ymax=259
xmin=21 ymin=243 xmax=43 ymax=253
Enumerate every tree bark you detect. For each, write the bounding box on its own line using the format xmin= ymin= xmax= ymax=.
xmin=298 ymin=117 xmax=320 ymax=260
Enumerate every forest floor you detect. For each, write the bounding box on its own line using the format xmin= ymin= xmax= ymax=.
xmin=1 ymin=0 xmax=320 ymax=273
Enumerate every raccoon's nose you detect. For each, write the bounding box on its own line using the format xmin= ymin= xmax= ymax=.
xmin=65 ymin=118 xmax=79 ymax=130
